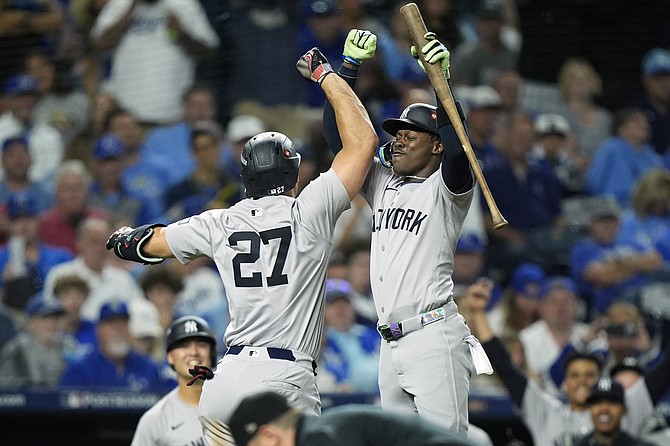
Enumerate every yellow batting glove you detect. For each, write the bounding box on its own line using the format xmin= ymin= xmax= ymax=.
xmin=410 ymin=32 xmax=451 ymax=80
xmin=342 ymin=29 xmax=377 ymax=66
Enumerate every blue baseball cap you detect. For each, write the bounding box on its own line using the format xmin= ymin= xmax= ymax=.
xmin=456 ymin=233 xmax=485 ymax=253
xmin=2 ymin=135 xmax=29 ymax=153
xmin=511 ymin=263 xmax=546 ymax=295
xmin=5 ymin=190 xmax=39 ymax=219
xmin=4 ymin=74 xmax=39 ymax=96
xmin=325 ymin=278 xmax=352 ymax=303
xmin=99 ymin=301 xmax=130 ymax=322
xmin=642 ymin=48 xmax=670 ymax=76
xmin=302 ymin=0 xmax=340 ymax=16
xmin=540 ymin=275 xmax=578 ymax=299
xmin=93 ymin=134 xmax=125 ymax=160
xmin=24 ymin=293 xmax=65 ymax=317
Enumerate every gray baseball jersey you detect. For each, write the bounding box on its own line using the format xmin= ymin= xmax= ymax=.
xmin=363 ymin=161 xmax=473 ymax=324
xmin=165 ymin=169 xmax=350 ymax=360
xmin=130 ymin=388 xmax=204 ymax=446
xmin=362 ymin=160 xmax=477 ymax=435
xmin=521 ymin=377 xmax=654 ymax=446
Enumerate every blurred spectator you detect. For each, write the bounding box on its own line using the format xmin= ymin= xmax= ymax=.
xmin=128 ymin=297 xmax=163 ymax=361
xmin=66 ymin=91 xmax=117 ymax=162
xmin=481 ymin=111 xmax=569 ymax=274
xmin=568 ymin=378 xmax=656 ymax=446
xmin=43 ymin=217 xmax=145 ymax=321
xmin=585 ymin=107 xmax=664 ymax=208
xmin=456 ymin=85 xmax=503 ymax=163
xmin=140 ymin=84 xmax=217 ymax=187
xmin=165 ymin=121 xmax=242 ymax=221
xmin=531 ymin=113 xmax=586 ymax=197
xmin=0 ymin=136 xmax=54 ymax=212
xmin=332 ymin=195 xmax=373 ymax=252
xmin=105 ymin=108 xmax=167 ymax=223
xmin=0 ymin=190 xmax=73 ymax=312
xmin=59 ymin=301 xmax=163 ymax=390
xmin=633 ymin=48 xmax=670 ymax=157
xmin=38 ymin=160 xmax=109 ymax=254
xmin=0 ymin=302 xmax=16 ymax=352
xmin=25 ymin=50 xmax=91 ymax=146
xmin=318 ymin=278 xmax=379 ymax=394
xmin=139 ymin=264 xmax=183 ymax=336
xmin=0 ymin=294 xmax=76 ymax=388
xmin=556 ymin=58 xmax=613 ymax=160
xmin=418 ymin=0 xmax=464 ymax=50
xmin=298 ymin=0 xmax=347 ymax=107
xmin=0 ymin=74 xmax=64 ymax=187
xmin=90 ymin=0 xmax=219 ymax=125
xmin=453 ymin=233 xmax=492 ymax=293
xmin=487 ymin=262 xmax=545 ymax=339
xmin=0 ymin=0 xmax=64 ymax=87
xmin=518 ymin=276 xmax=590 ymax=392
xmin=51 ymin=273 xmax=96 ymax=353
xmin=219 ymin=114 xmax=267 ymax=183
xmin=450 ymin=0 xmax=519 ymax=86
xmin=342 ymin=238 xmax=376 ymax=327
xmin=570 ymin=196 xmax=664 ymax=316
xmin=617 ymin=168 xmax=670 ymax=250
xmin=88 ymin=133 xmax=153 ymax=226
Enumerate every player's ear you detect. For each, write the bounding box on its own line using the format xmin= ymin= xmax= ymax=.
xmin=432 ymin=139 xmax=444 ymax=156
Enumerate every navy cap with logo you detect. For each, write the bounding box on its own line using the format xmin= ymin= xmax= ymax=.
xmin=3 ymin=74 xmax=39 ymax=96
xmin=586 ymin=377 xmax=625 ymax=405
xmin=511 ymin=263 xmax=546 ymax=296
xmin=2 ymin=135 xmax=29 ymax=153
xmin=382 ymin=103 xmax=439 ymax=137
xmin=642 ymin=48 xmax=670 ymax=76
xmin=98 ymin=301 xmax=130 ymax=322
xmin=229 ymin=391 xmax=292 ymax=446
xmin=540 ymin=275 xmax=578 ymax=299
xmin=302 ymin=0 xmax=340 ymax=17
xmin=93 ymin=134 xmax=125 ymax=161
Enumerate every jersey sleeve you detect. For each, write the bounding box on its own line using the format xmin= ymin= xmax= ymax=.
xmin=165 ymin=210 xmax=222 ymax=264
xmin=295 ymin=169 xmax=351 ymax=240
xmin=521 ymin=379 xmax=564 ymax=438
xmin=90 ymin=0 xmax=133 ymax=38
xmin=621 ymin=377 xmax=655 ymax=434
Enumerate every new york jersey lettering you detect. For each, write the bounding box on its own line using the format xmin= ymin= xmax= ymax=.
xmin=372 ymin=207 xmax=428 ymax=235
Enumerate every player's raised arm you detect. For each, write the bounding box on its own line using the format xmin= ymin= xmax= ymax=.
xmin=297 ymin=47 xmax=378 ymax=199
xmin=105 ymin=224 xmax=173 ymax=264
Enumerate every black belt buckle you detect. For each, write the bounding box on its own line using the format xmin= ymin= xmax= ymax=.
xmin=378 ymin=323 xmax=402 ymax=342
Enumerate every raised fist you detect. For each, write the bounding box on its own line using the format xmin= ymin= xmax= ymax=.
xmin=296 ymin=47 xmax=333 ymax=84
xmin=410 ymin=32 xmax=451 ymax=80
xmin=342 ymin=29 xmax=377 ymax=66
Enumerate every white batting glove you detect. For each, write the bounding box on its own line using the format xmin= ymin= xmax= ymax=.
xmin=410 ymin=32 xmax=451 ymax=80
xmin=296 ymin=47 xmax=334 ymax=84
xmin=342 ymin=29 xmax=377 ymax=66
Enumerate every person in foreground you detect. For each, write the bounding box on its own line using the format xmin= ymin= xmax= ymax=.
xmin=107 ymin=47 xmax=378 ymax=445
xmin=228 ymin=391 xmax=476 ymax=446
xmin=130 ymin=316 xmax=218 ymax=446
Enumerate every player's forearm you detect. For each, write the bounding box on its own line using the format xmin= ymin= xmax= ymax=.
xmin=143 ymin=227 xmax=175 ymax=259
xmin=322 ymin=63 xmax=361 ymax=155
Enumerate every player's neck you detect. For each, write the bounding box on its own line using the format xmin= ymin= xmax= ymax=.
xmin=178 ymin=381 xmax=203 ymax=406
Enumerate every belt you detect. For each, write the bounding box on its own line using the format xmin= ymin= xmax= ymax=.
xmin=378 ymin=307 xmax=446 ymax=342
xmin=226 ymin=346 xmax=318 ymax=374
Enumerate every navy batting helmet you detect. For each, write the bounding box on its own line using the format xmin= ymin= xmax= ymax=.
xmin=166 ymin=315 xmax=218 ymax=367
xmin=241 ymin=132 xmax=300 ymax=198
xmin=382 ymin=103 xmax=439 ymax=136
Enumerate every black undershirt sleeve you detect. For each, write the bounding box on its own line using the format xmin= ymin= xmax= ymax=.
xmin=644 ymin=350 xmax=670 ymax=404
xmin=435 ymin=90 xmax=473 ymax=193
xmin=482 ymin=337 xmax=529 ymax=408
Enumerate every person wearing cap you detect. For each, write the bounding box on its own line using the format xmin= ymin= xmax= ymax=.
xmin=454 ymin=85 xmax=503 ymax=164
xmin=531 ymin=112 xmax=586 ymax=197
xmin=51 ymin=274 xmax=97 ymax=355
xmin=585 ymin=107 xmax=664 ymax=208
xmin=567 ymin=378 xmax=656 ymax=446
xmin=0 ymin=293 xmax=77 ymax=388
xmin=318 ymin=278 xmax=379 ymax=394
xmin=321 ymin=29 xmax=492 ymax=435
xmin=130 ymin=315 xmax=218 ymax=446
xmin=0 ymin=189 xmax=73 ymax=311
xmin=0 ymin=73 xmax=64 ymax=188
xmin=164 ymin=121 xmax=243 ymax=221
xmin=228 ymin=390 xmax=476 ymax=446
xmin=486 ymin=262 xmax=545 ymax=338
xmin=462 ymin=282 xmax=670 ymax=446
xmin=60 ymin=301 xmax=163 ymax=390
xmin=218 ymin=115 xmax=267 ymax=182
xmin=449 ymin=0 xmax=519 ymax=86
xmin=140 ymin=85 xmax=219 ymax=188
xmin=632 ymin=47 xmax=670 ymax=157
xmin=569 ymin=195 xmax=664 ymax=315
xmin=88 ymin=133 xmax=154 ymax=227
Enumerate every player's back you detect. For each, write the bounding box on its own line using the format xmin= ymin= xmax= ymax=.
xmin=209 ymin=170 xmax=350 ymax=359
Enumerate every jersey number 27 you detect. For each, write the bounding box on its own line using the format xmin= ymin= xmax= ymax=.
xmin=229 ymin=226 xmax=291 ymax=287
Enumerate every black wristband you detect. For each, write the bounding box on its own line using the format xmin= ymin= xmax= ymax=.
xmin=338 ymin=64 xmax=360 ymax=80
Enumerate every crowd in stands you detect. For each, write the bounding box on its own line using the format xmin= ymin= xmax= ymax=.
xmin=1 ymin=0 xmax=670 ymax=443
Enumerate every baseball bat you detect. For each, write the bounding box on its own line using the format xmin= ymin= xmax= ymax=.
xmin=400 ymin=3 xmax=508 ymax=230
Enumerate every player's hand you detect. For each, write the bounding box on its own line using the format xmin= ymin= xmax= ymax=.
xmin=464 ymin=277 xmax=494 ymax=314
xmin=410 ymin=32 xmax=450 ymax=80
xmin=105 ymin=226 xmax=134 ymax=251
xmin=342 ymin=29 xmax=377 ymax=66
xmin=296 ymin=47 xmax=333 ymax=84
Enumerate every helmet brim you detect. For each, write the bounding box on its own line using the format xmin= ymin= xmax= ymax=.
xmin=382 ymin=118 xmax=439 ymax=137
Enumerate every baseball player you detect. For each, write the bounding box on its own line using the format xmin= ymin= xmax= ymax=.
xmin=462 ymin=279 xmax=670 ymax=446
xmin=107 ymin=47 xmax=378 ymax=446
xmin=322 ymin=29 xmax=492 ymax=435
xmin=130 ymin=316 xmax=217 ymax=446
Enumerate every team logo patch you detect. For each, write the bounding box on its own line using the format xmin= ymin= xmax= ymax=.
xmin=251 ymin=208 xmax=262 ymax=217
xmin=177 ymin=217 xmax=191 ymax=225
